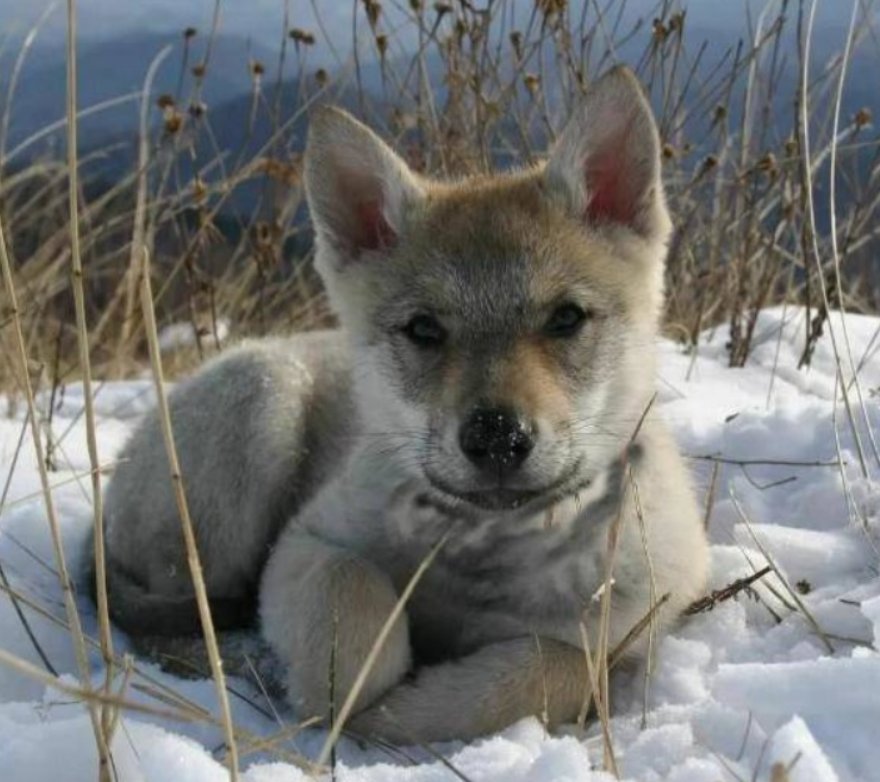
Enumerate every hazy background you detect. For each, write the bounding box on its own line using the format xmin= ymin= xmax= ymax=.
xmin=0 ymin=0 xmax=862 ymax=48
xmin=3 ymin=0 xmax=876 ymax=158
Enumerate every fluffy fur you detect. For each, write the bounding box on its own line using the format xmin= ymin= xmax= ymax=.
xmin=95 ymin=66 xmax=708 ymax=743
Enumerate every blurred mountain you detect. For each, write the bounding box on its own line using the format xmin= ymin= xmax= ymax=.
xmin=1 ymin=32 xmax=275 ymax=156
xmin=0 ymin=0 xmax=339 ymax=55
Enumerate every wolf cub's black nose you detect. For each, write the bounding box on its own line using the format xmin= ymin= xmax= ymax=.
xmin=459 ymin=406 xmax=535 ymax=475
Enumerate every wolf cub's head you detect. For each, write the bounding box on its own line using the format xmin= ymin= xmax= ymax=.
xmin=305 ymin=67 xmax=670 ymax=512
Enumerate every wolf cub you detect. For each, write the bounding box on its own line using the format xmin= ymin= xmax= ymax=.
xmin=97 ymin=66 xmax=708 ymax=742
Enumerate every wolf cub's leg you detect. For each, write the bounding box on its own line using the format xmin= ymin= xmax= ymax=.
xmin=260 ymin=528 xmax=411 ymax=720
xmin=350 ymin=636 xmax=588 ymax=743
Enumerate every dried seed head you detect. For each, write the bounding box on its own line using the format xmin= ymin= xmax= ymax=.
xmin=164 ymin=111 xmax=183 ymax=135
xmin=510 ymin=30 xmax=523 ymax=58
xmin=652 ymin=18 xmax=668 ymax=41
xmin=258 ymin=156 xmax=302 ymax=186
xmin=668 ymin=11 xmax=685 ymax=33
xmin=251 ymin=220 xmax=282 ymax=269
xmin=183 ymin=27 xmax=197 ymax=39
xmin=363 ymin=0 xmax=382 ymax=29
xmin=290 ymin=28 xmax=315 ymax=45
xmin=251 ymin=60 xmax=265 ymax=77
xmin=523 ymin=73 xmax=540 ymax=94
xmin=188 ymin=101 xmax=207 ymax=119
xmin=156 ymin=94 xmax=175 ymax=110
xmin=434 ymin=1 xmax=452 ymax=15
xmin=192 ymin=177 xmax=207 ymax=203
xmin=376 ymin=34 xmax=388 ymax=57
xmin=756 ymin=152 xmax=777 ymax=174
xmin=661 ymin=143 xmax=676 ymax=160
xmin=314 ymin=68 xmax=329 ymax=87
xmin=536 ymin=0 xmax=566 ymax=19
xmin=854 ymin=107 xmax=872 ymax=128
xmin=255 ymin=220 xmax=272 ymax=245
xmin=192 ymin=62 xmax=207 ymax=79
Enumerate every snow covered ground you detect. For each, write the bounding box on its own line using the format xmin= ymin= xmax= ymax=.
xmin=1 ymin=307 xmax=878 ymax=782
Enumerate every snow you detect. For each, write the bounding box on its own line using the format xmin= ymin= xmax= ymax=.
xmin=1 ymin=306 xmax=879 ymax=782
xmin=157 ymin=319 xmax=230 ymax=354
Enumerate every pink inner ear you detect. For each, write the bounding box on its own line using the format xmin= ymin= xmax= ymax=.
xmin=355 ymin=200 xmax=396 ymax=253
xmin=585 ymin=157 xmax=637 ymax=226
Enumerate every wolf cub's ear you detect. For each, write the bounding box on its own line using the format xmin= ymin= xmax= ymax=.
xmin=545 ymin=66 xmax=670 ymax=242
xmin=304 ymin=107 xmax=425 ymax=271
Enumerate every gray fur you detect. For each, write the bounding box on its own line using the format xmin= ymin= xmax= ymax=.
xmin=96 ymin=67 xmax=709 ymax=744
xmin=100 ymin=331 xmax=353 ymax=634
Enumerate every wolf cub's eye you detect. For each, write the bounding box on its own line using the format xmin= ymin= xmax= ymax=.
xmin=402 ymin=314 xmax=447 ymax=348
xmin=544 ymin=303 xmax=591 ymax=338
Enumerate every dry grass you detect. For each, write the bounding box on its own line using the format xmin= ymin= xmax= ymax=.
xmin=0 ymin=1 xmax=878 ymax=780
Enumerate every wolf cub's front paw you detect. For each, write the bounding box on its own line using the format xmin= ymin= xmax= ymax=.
xmin=348 ymin=636 xmax=591 ymax=744
xmin=260 ymin=530 xmax=412 ymax=720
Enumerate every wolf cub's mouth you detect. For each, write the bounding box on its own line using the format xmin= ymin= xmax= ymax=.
xmin=424 ymin=459 xmax=584 ymax=512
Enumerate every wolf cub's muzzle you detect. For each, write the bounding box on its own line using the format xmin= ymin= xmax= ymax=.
xmin=458 ymin=404 xmax=536 ymax=478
